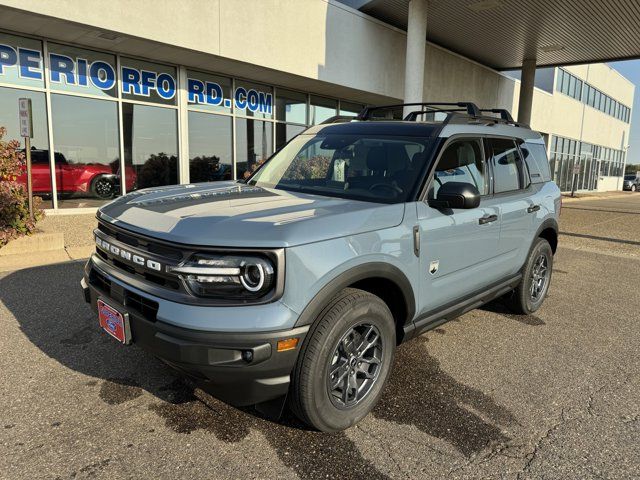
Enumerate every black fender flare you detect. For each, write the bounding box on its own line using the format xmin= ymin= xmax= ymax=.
xmin=293 ymin=262 xmax=416 ymax=329
xmin=533 ymin=217 xmax=559 ymax=252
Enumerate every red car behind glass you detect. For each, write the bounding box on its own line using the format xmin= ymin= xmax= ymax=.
xmin=18 ymin=149 xmax=136 ymax=199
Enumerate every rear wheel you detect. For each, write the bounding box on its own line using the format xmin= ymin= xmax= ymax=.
xmin=91 ymin=175 xmax=116 ymax=199
xmin=289 ymin=288 xmax=395 ymax=432
xmin=507 ymin=237 xmax=553 ymax=315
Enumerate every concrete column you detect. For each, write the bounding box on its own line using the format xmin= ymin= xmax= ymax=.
xmin=517 ymin=58 xmax=537 ymax=124
xmin=403 ymin=0 xmax=428 ymax=118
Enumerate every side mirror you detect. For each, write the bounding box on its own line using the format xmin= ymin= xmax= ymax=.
xmin=428 ymin=181 xmax=480 ymax=209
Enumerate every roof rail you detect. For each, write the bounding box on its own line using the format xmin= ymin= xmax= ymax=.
xmin=357 ymin=102 xmax=481 ymax=120
xmin=320 ymin=115 xmax=356 ymax=125
xmin=480 ymin=108 xmax=514 ymax=122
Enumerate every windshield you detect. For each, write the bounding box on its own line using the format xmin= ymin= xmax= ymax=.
xmin=248 ymin=133 xmax=436 ymax=203
xmin=625 ymin=175 xmax=636 ymax=180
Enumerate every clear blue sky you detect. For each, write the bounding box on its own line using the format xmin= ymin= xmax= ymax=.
xmin=609 ymin=60 xmax=640 ymax=165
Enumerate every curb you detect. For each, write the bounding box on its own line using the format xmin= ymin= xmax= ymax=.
xmin=0 ymin=232 xmax=64 ymax=256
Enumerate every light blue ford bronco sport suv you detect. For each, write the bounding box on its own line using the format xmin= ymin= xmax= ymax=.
xmin=81 ymin=102 xmax=560 ymax=432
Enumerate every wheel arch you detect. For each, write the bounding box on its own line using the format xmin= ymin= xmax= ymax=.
xmin=535 ymin=218 xmax=559 ymax=254
xmin=293 ymin=262 xmax=416 ymax=344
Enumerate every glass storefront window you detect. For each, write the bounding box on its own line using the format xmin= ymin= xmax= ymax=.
xmin=188 ymin=111 xmax=232 ymax=183
xmin=309 ymin=95 xmax=337 ymax=125
xmin=0 ymin=87 xmax=52 ymax=208
xmin=340 ymin=101 xmax=365 ymax=117
xmin=51 ymin=94 xmax=120 ymax=208
xmin=234 ymin=80 xmax=273 ymax=120
xmin=275 ymin=123 xmax=305 ymax=150
xmin=0 ymin=33 xmax=44 ymax=89
xmin=122 ymin=103 xmax=178 ymax=189
xmin=275 ymin=89 xmax=307 ymax=124
xmin=121 ymin=58 xmax=177 ymax=106
xmin=235 ymin=118 xmax=273 ymax=180
xmin=187 ymin=70 xmax=232 ymax=114
xmin=47 ymin=43 xmax=117 ymax=99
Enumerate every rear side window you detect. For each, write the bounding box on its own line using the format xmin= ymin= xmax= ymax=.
xmin=432 ymin=138 xmax=487 ymax=197
xmin=520 ymin=141 xmax=552 ymax=183
xmin=487 ymin=138 xmax=524 ymax=194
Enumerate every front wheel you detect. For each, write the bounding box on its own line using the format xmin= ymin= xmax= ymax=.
xmin=289 ymin=288 xmax=396 ymax=432
xmin=507 ymin=238 xmax=553 ymax=315
xmin=632 ymin=185 xmax=637 ymax=192
xmin=91 ymin=175 xmax=116 ymax=199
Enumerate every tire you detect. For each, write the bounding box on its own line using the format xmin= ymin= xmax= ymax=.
xmin=91 ymin=175 xmax=116 ymax=199
xmin=507 ymin=237 xmax=553 ymax=315
xmin=632 ymin=185 xmax=637 ymax=192
xmin=289 ymin=288 xmax=396 ymax=432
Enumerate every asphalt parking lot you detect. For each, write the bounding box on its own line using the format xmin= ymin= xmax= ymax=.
xmin=1 ymin=194 xmax=639 ymax=479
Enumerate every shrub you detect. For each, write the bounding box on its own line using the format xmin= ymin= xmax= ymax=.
xmin=0 ymin=127 xmax=44 ymax=247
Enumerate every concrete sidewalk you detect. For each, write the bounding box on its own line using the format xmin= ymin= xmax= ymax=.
xmin=0 ymin=212 xmax=96 ymax=272
xmin=561 ymin=190 xmax=635 ymax=203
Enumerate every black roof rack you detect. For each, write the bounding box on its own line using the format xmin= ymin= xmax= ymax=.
xmin=480 ymin=109 xmax=514 ymax=122
xmin=349 ymin=102 xmax=527 ymax=128
xmin=357 ymin=102 xmax=481 ymax=120
xmin=320 ymin=115 xmax=357 ymax=125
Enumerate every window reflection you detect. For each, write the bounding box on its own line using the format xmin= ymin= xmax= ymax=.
xmin=309 ymin=95 xmax=337 ymax=125
xmin=276 ymin=123 xmax=305 ymax=150
xmin=235 ymin=118 xmax=273 ymax=180
xmin=0 ymin=87 xmax=52 ymax=208
xmin=275 ymin=89 xmax=307 ymax=124
xmin=188 ymin=112 xmax=232 ymax=183
xmin=51 ymin=94 xmax=121 ymax=207
xmin=122 ymin=103 xmax=178 ymax=190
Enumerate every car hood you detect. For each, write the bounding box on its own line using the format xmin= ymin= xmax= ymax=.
xmin=98 ymin=182 xmax=405 ymax=248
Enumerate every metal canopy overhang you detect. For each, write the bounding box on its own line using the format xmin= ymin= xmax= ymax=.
xmin=338 ymin=0 xmax=640 ymax=70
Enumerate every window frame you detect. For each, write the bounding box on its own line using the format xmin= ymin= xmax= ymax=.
xmin=484 ymin=136 xmax=530 ymax=196
xmin=422 ymin=135 xmax=491 ymax=204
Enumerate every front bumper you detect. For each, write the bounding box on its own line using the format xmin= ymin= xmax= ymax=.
xmin=82 ymin=256 xmax=308 ymax=406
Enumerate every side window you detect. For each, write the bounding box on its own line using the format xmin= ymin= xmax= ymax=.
xmin=432 ymin=138 xmax=487 ymax=197
xmin=488 ymin=138 xmax=524 ymax=193
xmin=520 ymin=141 xmax=552 ymax=183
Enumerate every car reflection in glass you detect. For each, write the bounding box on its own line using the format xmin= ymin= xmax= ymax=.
xmin=17 ymin=149 xmax=136 ymax=199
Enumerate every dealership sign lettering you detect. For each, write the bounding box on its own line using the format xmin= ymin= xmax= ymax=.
xmin=0 ymin=43 xmax=272 ymax=113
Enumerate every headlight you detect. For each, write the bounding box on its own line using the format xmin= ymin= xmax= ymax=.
xmin=169 ymin=253 xmax=276 ymax=300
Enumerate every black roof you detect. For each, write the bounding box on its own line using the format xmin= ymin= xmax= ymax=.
xmin=304 ymin=120 xmax=442 ymax=137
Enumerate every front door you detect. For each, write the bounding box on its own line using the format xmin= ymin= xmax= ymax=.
xmin=416 ymin=137 xmax=502 ymax=317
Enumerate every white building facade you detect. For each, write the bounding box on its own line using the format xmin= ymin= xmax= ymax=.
xmin=0 ymin=0 xmax=633 ymax=211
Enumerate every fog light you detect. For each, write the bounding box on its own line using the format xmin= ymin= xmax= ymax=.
xmin=241 ymin=350 xmax=253 ymax=362
xmin=277 ymin=338 xmax=299 ymax=352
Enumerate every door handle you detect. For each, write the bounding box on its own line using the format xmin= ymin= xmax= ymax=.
xmin=527 ymin=205 xmax=541 ymax=213
xmin=478 ymin=214 xmax=498 ymax=225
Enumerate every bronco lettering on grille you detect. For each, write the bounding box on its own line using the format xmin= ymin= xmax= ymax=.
xmin=95 ymin=236 xmax=162 ymax=272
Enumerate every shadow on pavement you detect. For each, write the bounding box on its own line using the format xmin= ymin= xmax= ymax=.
xmin=559 ymin=231 xmax=640 ymax=246
xmin=1 ymin=261 xmax=518 ymax=475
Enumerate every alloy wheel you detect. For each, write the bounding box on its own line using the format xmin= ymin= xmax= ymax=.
xmin=530 ymin=253 xmax=549 ymax=301
xmin=94 ymin=178 xmax=114 ymax=198
xmin=327 ymin=323 xmax=383 ymax=409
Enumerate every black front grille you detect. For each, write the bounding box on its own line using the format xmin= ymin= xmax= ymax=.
xmin=96 ymin=219 xmax=187 ymax=294
xmin=89 ymin=265 xmax=158 ymax=323
xmin=125 ymin=290 xmax=159 ymax=323
xmin=98 ymin=221 xmax=182 ymax=261
xmin=89 ymin=268 xmax=111 ymax=293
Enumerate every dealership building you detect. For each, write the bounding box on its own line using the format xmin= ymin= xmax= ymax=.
xmin=0 ymin=0 xmax=635 ymax=211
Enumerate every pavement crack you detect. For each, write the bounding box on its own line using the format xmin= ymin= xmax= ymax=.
xmin=356 ymin=424 xmax=410 ymax=479
xmin=517 ymin=408 xmax=568 ymax=479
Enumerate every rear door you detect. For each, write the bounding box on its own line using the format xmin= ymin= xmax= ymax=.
xmin=416 ymin=137 xmax=502 ymax=316
xmin=486 ymin=137 xmax=536 ymax=274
